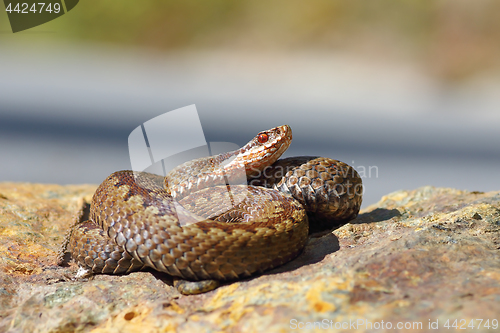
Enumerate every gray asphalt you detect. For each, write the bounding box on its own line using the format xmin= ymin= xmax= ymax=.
xmin=1 ymin=42 xmax=499 ymax=207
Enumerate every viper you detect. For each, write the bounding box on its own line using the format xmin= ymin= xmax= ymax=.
xmin=61 ymin=125 xmax=362 ymax=294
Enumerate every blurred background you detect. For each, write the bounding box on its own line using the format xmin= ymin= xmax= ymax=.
xmin=1 ymin=0 xmax=499 ymax=207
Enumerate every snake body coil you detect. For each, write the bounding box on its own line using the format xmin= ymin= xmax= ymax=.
xmin=66 ymin=125 xmax=362 ymax=287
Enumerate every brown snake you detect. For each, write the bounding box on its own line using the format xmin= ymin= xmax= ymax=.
xmin=62 ymin=125 xmax=362 ymax=294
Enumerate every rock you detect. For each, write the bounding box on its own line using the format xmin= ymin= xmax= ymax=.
xmin=0 ymin=183 xmax=499 ymax=332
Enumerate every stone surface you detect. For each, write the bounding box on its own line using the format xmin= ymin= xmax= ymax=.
xmin=1 ymin=183 xmax=499 ymax=332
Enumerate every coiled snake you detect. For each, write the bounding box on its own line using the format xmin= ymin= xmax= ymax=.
xmin=61 ymin=125 xmax=362 ymax=294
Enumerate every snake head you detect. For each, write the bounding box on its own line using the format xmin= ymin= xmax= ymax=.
xmin=231 ymin=125 xmax=292 ymax=177
xmin=166 ymin=125 xmax=293 ymax=198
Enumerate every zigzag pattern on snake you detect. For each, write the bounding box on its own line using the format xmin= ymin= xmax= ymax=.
xmin=61 ymin=125 xmax=362 ymax=293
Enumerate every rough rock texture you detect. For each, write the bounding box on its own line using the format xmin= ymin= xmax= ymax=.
xmin=0 ymin=182 xmax=499 ymax=333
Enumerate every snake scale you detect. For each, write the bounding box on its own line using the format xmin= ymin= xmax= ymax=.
xmin=62 ymin=125 xmax=362 ymax=294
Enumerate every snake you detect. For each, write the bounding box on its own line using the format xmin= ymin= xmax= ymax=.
xmin=62 ymin=125 xmax=362 ymax=294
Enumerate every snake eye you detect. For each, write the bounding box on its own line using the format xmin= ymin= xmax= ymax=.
xmin=258 ymin=133 xmax=269 ymax=143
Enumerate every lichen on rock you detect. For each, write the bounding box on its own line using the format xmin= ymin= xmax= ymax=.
xmin=1 ymin=183 xmax=499 ymax=332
